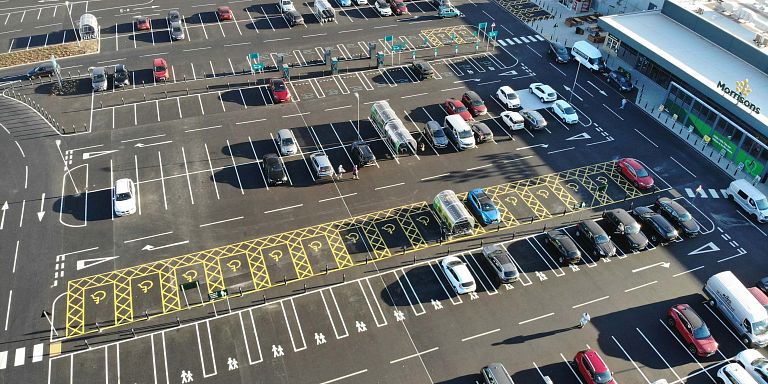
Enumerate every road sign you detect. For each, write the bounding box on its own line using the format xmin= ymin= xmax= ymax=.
xmin=208 ymin=289 xmax=229 ymax=300
xmin=248 ymin=53 xmax=259 ymax=61
xmin=392 ymin=44 xmax=402 ymax=52
xmin=384 ymin=35 xmax=393 ymax=42
xmin=251 ymin=62 xmax=264 ymax=71
xmin=478 ymin=22 xmax=488 ymax=29
xmin=488 ymin=30 xmax=498 ymax=38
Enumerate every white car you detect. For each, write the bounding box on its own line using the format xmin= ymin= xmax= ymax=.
xmin=113 ymin=178 xmax=137 ymax=216
xmin=551 ymin=100 xmax=579 ymax=124
xmin=496 ymin=86 xmax=520 ymax=109
xmin=354 ymin=0 xmax=368 ymax=4
xmin=718 ymin=363 xmax=760 ymax=384
xmin=441 ymin=256 xmax=476 ymax=295
xmin=529 ymin=82 xmax=557 ymax=102
xmin=375 ymin=0 xmax=392 ymax=15
xmin=277 ymin=129 xmax=297 ymax=156
xmin=500 ymin=111 xmax=524 ymax=130
xmin=279 ymin=0 xmax=296 ymax=12
xmin=736 ymin=349 xmax=768 ymax=383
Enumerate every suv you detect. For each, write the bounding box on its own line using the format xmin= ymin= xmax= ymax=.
xmin=411 ymin=60 xmax=434 ymax=80
xmin=607 ymin=70 xmax=633 ymax=92
xmin=520 ymin=109 xmax=547 ymax=130
xmin=470 ymin=122 xmax=493 ymax=143
xmin=425 ymin=120 xmax=448 ymax=148
xmin=262 ymin=153 xmax=287 ymax=186
xmin=718 ymin=363 xmax=758 ymax=384
xmin=666 ymin=304 xmax=718 ymax=357
xmin=548 ymin=41 xmax=570 ymax=63
xmin=481 ymin=244 xmax=519 ymax=284
xmin=576 ymin=219 xmax=616 ymax=258
xmin=655 ymin=197 xmax=700 ymax=237
xmin=351 ymin=141 xmax=375 ymax=166
xmin=573 ymin=349 xmax=616 ymax=384
xmin=462 ymin=91 xmax=487 ymax=116
xmin=310 ymin=152 xmax=334 ymax=179
xmin=602 ymin=208 xmax=648 ymax=251
xmin=631 ymin=206 xmax=679 ymax=244
xmin=284 ymin=9 xmax=304 ymax=26
xmin=170 ymin=20 xmax=185 ymax=40
xmin=546 ymin=229 xmax=581 ymax=264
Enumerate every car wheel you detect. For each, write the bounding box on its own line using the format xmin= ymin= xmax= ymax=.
xmin=708 ymin=299 xmax=716 ymax=308
xmin=687 ymin=344 xmax=697 ymax=355
xmin=540 ymin=97 xmax=545 ymax=102
xmin=716 ymin=378 xmax=724 ymax=384
xmin=563 ymin=117 xmax=567 ymax=124
xmin=742 ymin=335 xmax=752 ymax=347
xmin=651 ymin=235 xmax=658 ymax=242
xmin=559 ymin=256 xmax=564 ymax=264
xmin=666 ymin=316 xmax=676 ymax=327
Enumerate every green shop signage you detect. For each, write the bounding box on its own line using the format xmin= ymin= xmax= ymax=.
xmin=717 ymin=79 xmax=761 ymax=114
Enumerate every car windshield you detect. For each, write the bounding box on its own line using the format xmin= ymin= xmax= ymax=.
xmin=471 ymin=100 xmax=484 ymax=107
xmin=433 ymin=129 xmax=445 ymax=138
xmin=509 ymin=93 xmax=519 ymax=100
xmin=752 ymin=358 xmax=768 ymax=369
xmin=678 ymin=211 xmax=692 ymax=221
xmin=594 ymin=372 xmax=613 ymax=384
xmin=478 ymin=195 xmax=495 ymax=211
xmin=268 ymin=162 xmax=282 ymax=172
xmin=634 ymin=166 xmax=649 ymax=177
xmin=115 ymin=192 xmax=132 ymax=201
xmin=625 ymin=222 xmax=641 ymax=234
xmin=447 ymin=260 xmax=462 ymax=268
xmin=503 ymin=271 xmax=517 ymax=278
xmin=563 ymin=106 xmax=575 ymax=114
xmin=458 ymin=129 xmax=473 ymax=139
xmin=692 ymin=325 xmax=711 ymax=339
xmin=281 ymin=138 xmax=294 ymax=146
xmin=320 ymin=165 xmax=332 ymax=173
xmin=595 ymin=234 xmax=610 ymax=244
xmin=273 ymin=81 xmax=286 ymax=91
xmin=94 ymin=74 xmax=104 ymax=81
xmin=546 ymin=92 xmax=555 ymax=98
xmin=173 ymin=26 xmax=182 ymax=33
xmin=460 ymin=281 xmax=474 ymax=288
xmin=154 ymin=65 xmax=166 ymax=72
xmin=753 ymin=319 xmax=768 ymax=335
xmin=756 ymin=198 xmax=768 ymax=210
xmin=454 ymin=105 xmax=468 ymax=113
xmin=556 ymin=47 xmax=568 ymax=55
xmin=667 ymin=230 xmax=678 ymax=238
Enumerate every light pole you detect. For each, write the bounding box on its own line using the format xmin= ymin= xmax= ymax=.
xmin=354 ymin=92 xmax=361 ymax=140
xmin=486 ymin=22 xmax=496 ymax=51
xmin=569 ymin=60 xmax=581 ymax=103
xmin=64 ymin=1 xmax=81 ymax=47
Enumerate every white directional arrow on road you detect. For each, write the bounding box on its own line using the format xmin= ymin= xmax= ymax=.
xmin=587 ymin=81 xmax=607 ymax=96
xmin=688 ymin=242 xmax=720 ymax=255
xmin=77 ymin=255 xmax=120 ymax=271
xmin=563 ymin=85 xmax=584 ymax=101
xmin=566 ymin=132 xmax=592 ymax=141
xmin=632 ymin=262 xmax=670 ymax=273
xmin=37 ymin=193 xmax=45 ymax=221
xmin=499 ymin=70 xmax=518 ymax=76
xmin=135 ymin=141 xmax=172 ymax=148
xmin=82 ymin=150 xmax=119 ymax=160
xmin=516 ymin=144 xmax=549 ymax=150
xmin=0 ymin=201 xmax=7 ymax=230
xmin=142 ymin=240 xmax=189 ymax=251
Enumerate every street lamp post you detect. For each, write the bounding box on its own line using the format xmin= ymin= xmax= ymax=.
xmin=354 ymin=92 xmax=361 ymax=140
xmin=569 ymin=60 xmax=581 ymax=103
xmin=64 ymin=1 xmax=81 ymax=47
xmin=486 ymin=22 xmax=496 ymax=51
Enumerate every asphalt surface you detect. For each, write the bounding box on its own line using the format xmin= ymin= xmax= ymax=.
xmin=0 ymin=0 xmax=766 ymax=383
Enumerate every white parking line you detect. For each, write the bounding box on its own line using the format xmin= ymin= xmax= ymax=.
xmin=624 ymin=281 xmax=657 ymax=292
xmin=199 ymin=216 xmax=243 ymax=227
xmin=611 ymin=336 xmax=652 ymax=384
xmin=634 ymin=128 xmax=659 ymax=148
xmin=204 ymin=143 xmax=221 ymax=200
xmin=461 ymin=328 xmax=500 ymax=342
xmin=375 ymin=182 xmax=405 ymax=190
xmin=389 ymin=347 xmax=438 ymax=364
xmin=518 ymin=312 xmax=554 ymax=325
xmin=318 ymin=369 xmax=368 ymax=384
xmin=636 ymin=327 xmax=683 ymax=383
xmin=318 ymin=193 xmax=357 ymax=202
xmin=264 ymin=204 xmax=303 ymax=214
xmin=669 ymin=156 xmax=695 ymax=177
xmin=572 ymin=295 xmax=609 ymax=308
xmin=157 ymin=152 xmax=168 ymax=210
xmin=124 ymin=231 xmax=173 ymax=243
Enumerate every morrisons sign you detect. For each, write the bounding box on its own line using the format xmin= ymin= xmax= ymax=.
xmin=717 ymin=79 xmax=761 ymax=114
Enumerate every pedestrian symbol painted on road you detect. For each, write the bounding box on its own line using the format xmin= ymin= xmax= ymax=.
xmin=431 ymin=299 xmax=443 ymax=310
xmin=535 ymin=271 xmax=547 ymax=281
xmin=180 ymin=370 xmax=194 ymax=383
xmin=469 ymin=292 xmax=479 ymax=300
xmin=394 ymin=309 xmax=405 ymax=322
xmin=227 ymin=357 xmax=239 ymax=371
xmin=356 ymin=321 xmax=367 ymax=332
xmin=272 ymin=345 xmax=284 ymax=358
xmin=315 ymin=332 xmax=326 ymax=345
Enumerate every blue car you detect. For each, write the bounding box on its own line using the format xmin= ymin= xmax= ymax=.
xmin=467 ymin=188 xmax=499 ymax=225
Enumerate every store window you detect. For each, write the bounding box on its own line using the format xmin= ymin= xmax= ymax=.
xmin=606 ymin=35 xmax=621 ymax=53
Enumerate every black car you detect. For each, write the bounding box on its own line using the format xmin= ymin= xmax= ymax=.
xmin=655 ymin=197 xmax=700 ymax=237
xmin=520 ymin=109 xmax=547 ymax=130
xmin=548 ymin=42 xmax=570 ymax=63
xmin=632 ymin=206 xmax=679 ymax=244
xmin=607 ymin=70 xmax=633 ymax=92
xmin=26 ymin=63 xmax=55 ymax=79
xmin=263 ymin=153 xmax=287 ymax=185
xmin=545 ymin=229 xmax=581 ymax=264
xmin=575 ymin=219 xmax=616 ymax=258
xmin=284 ymin=9 xmax=304 ymax=26
xmin=602 ymin=208 xmax=649 ymax=250
xmin=114 ymin=64 xmax=130 ymax=87
xmin=757 ymin=277 xmax=768 ymax=294
xmin=470 ymin=122 xmax=493 ymax=143
xmin=411 ymin=60 xmax=434 ymax=80
xmin=351 ymin=141 xmax=375 ymax=166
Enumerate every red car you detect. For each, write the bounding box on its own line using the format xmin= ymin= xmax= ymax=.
xmin=153 ymin=58 xmax=169 ymax=81
xmin=573 ymin=349 xmax=616 ymax=384
xmin=389 ymin=0 xmax=408 ymax=14
xmin=667 ymin=304 xmax=718 ymax=357
xmin=217 ymin=6 xmax=234 ymax=20
xmin=269 ymin=78 xmax=291 ymax=103
xmin=444 ymin=98 xmax=472 ymax=121
xmin=134 ymin=16 xmax=151 ymax=31
xmin=462 ymin=91 xmax=487 ymax=116
xmin=617 ymin=157 xmax=654 ymax=190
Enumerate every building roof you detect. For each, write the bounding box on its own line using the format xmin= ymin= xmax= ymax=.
xmin=600 ymin=11 xmax=768 ymax=131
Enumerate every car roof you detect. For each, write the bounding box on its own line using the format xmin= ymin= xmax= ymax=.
xmin=311 ymin=152 xmax=330 ymax=163
xmin=472 ymin=122 xmax=491 ymax=132
xmin=675 ymin=304 xmax=704 ymax=328
xmin=633 ymin=206 xmax=654 ymax=216
xmin=115 ymin=178 xmax=132 ymax=192
xmin=499 ymin=85 xmax=514 ymax=93
xmin=608 ymin=208 xmax=635 ymax=224
xmin=482 ymin=244 xmax=516 ymax=269
xmin=523 ymin=109 xmax=544 ymax=118
xmin=580 ymin=219 xmax=606 ymax=235
xmin=278 ymin=128 xmax=293 ymax=137
xmin=749 ymin=287 xmax=768 ymax=305
xmin=463 ymin=91 xmax=481 ymax=99
xmin=153 ymin=58 xmax=166 ymax=65
xmin=446 ymin=98 xmax=462 ymax=105
xmin=551 ymin=41 xmax=566 ymax=49
xmin=650 ymin=215 xmax=674 ymax=229
xmin=554 ymin=100 xmax=569 ymax=107
xmin=658 ymin=197 xmax=687 ymax=214
xmin=583 ymin=350 xmax=609 ymax=372
xmin=621 ymin=157 xmax=643 ymax=169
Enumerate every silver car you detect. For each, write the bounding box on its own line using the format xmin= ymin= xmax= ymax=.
xmin=425 ymin=120 xmax=448 ymax=148
xmin=481 ymin=244 xmax=519 ymax=283
xmin=310 ymin=152 xmax=334 ymax=179
xmin=170 ymin=20 xmax=184 ymax=40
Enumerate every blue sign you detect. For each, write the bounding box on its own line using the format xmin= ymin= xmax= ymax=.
xmin=488 ymin=30 xmax=498 ymax=38
xmin=251 ymin=63 xmax=264 ymax=71
xmin=248 ymin=53 xmax=259 ymax=61
xmin=392 ymin=44 xmax=402 ymax=52
xmin=384 ymin=35 xmax=394 ymax=42
xmin=478 ymin=22 xmax=488 ymax=29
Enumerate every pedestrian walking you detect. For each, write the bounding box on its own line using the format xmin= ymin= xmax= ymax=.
xmin=352 ymin=164 xmax=359 ymax=180
xmin=337 ymin=164 xmax=346 ymax=179
xmin=577 ymin=312 xmax=591 ymax=328
xmin=620 ymin=98 xmax=628 ymax=109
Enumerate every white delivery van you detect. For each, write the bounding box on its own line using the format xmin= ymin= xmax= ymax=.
xmin=444 ymin=114 xmax=475 ymax=150
xmin=726 ymin=179 xmax=768 ymax=223
xmin=704 ymin=271 xmax=768 ymax=347
xmin=571 ymin=40 xmax=604 ymax=71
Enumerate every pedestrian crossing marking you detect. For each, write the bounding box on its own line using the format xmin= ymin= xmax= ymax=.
xmin=519 ymin=36 xmax=531 ymax=43
xmin=32 ymin=343 xmax=43 ymax=363
xmin=498 ymin=36 xmax=542 ymax=47
xmin=498 ymin=39 xmax=507 ymax=46
xmin=13 ymin=347 xmax=24 ymax=367
xmin=0 ymin=351 xmax=6 ymax=369
xmin=684 ymin=187 xmax=728 ymax=199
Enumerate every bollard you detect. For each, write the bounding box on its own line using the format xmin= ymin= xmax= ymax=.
xmin=85 ymin=340 xmax=91 ymax=349
xmin=543 ymin=224 xmax=547 ymax=233
xmin=177 ymin=317 xmax=181 ymax=326
xmin=304 ymin=284 xmax=307 ymax=293
xmin=164 ymin=91 xmax=167 ymax=98
xmin=186 ymin=88 xmax=189 ymax=95
xmin=227 ymin=82 xmax=230 ymax=89
xmin=325 ymin=264 xmax=328 ymax=274
xmin=78 ymin=69 xmax=81 ymax=76
xmin=530 ymin=216 xmax=535 ymax=223
xmin=562 ymin=208 xmax=567 ymax=216
xmin=342 ymin=273 xmax=345 ymax=283
xmin=497 ymin=223 xmax=501 ymax=232
xmin=100 ymin=101 xmax=103 ymax=108
xmin=402 ymin=245 xmax=406 ymax=255
xmin=72 ymin=124 xmax=76 ymax=132
xmin=96 ymin=322 xmax=101 ymax=332
xmin=143 ymin=94 xmax=146 ymax=101
xmin=480 ymin=239 xmax=484 ymax=247
xmin=145 ymin=310 xmax=149 ymax=320
xmin=283 ymin=275 xmax=287 ymax=285
xmin=206 ymin=84 xmax=210 ymax=91
xmin=238 ymin=287 xmax=243 ymax=296
xmin=263 ymin=294 xmax=267 ymax=303
xmin=365 ymin=254 xmax=369 ymax=264
xmin=83 ymin=123 xmax=87 ymax=131
xmin=183 ymin=75 xmax=187 ymax=82
xmin=413 ymin=254 xmax=416 ymax=264
xmin=122 ymin=97 xmax=125 ymax=105
xmin=132 ymin=328 xmax=137 ymax=338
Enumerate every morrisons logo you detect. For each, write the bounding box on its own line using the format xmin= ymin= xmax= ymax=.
xmin=718 ymin=80 xmax=760 ymax=114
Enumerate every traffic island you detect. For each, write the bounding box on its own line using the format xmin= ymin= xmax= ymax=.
xmin=0 ymin=39 xmax=98 ymax=70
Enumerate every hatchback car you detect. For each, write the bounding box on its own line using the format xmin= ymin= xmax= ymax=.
xmin=277 ymin=129 xmax=297 ymax=156
xmin=548 ymin=41 xmax=570 ymax=63
xmin=718 ymin=363 xmax=759 ymax=384
xmin=462 ymin=91 xmax=487 ymax=116
xmin=114 ymin=64 xmax=130 ymax=87
xmin=284 ymin=9 xmax=304 ymax=26
xmin=153 ymin=58 xmax=169 ymax=81
xmin=467 ymin=188 xmax=499 ymax=225
xmin=170 ymin=20 xmax=185 ymax=40
xmin=217 ymin=6 xmax=234 ymax=20
xmin=481 ymin=244 xmax=519 ymax=283
xmin=134 ymin=16 xmax=151 ymax=31
xmin=736 ymin=349 xmax=768 ymax=384
xmin=655 ymin=197 xmax=700 ymax=237
xmin=551 ymin=99 xmax=578 ymax=124
xmin=496 ymin=86 xmax=521 ymax=109
xmin=411 ymin=61 xmax=434 ymax=80
xmin=667 ymin=304 xmax=718 ymax=357
xmin=168 ymin=9 xmax=181 ymax=23
xmin=601 ymin=208 xmax=648 ymax=250
xmin=310 ymin=152 xmax=334 ymax=179
xmin=573 ymin=349 xmax=616 ymax=384
xmin=520 ymin=109 xmax=547 ymax=130
xmin=113 ymin=178 xmax=137 ymax=216
xmin=632 ymin=206 xmax=679 ymax=244
xmin=425 ymin=120 xmax=448 ymax=148
xmin=444 ymin=98 xmax=472 ymax=121
xmin=529 ymin=82 xmax=557 ymax=102
xmin=375 ymin=0 xmax=393 ymax=16
xmin=263 ymin=154 xmax=287 ymax=186
xmin=351 ymin=141 xmax=375 ymax=166
xmin=546 ymin=229 xmax=581 ymax=264
xmin=389 ymin=0 xmax=408 ymax=14
xmin=617 ymin=157 xmax=654 ymax=190
xmin=470 ymin=122 xmax=493 ymax=143
xmin=607 ymin=70 xmax=633 ymax=92
xmin=269 ymin=78 xmax=291 ymax=103
xmin=441 ymin=256 xmax=476 ymax=294
xmin=576 ymin=219 xmax=616 ymax=258
xmin=91 ymin=66 xmax=108 ymax=91
xmin=26 ymin=63 xmax=55 ymax=79
xmin=438 ymin=4 xmax=460 ymax=17
xmin=500 ymin=111 xmax=525 ymax=130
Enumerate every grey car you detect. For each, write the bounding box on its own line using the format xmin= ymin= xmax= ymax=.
xmin=425 ymin=120 xmax=448 ymax=148
xmin=602 ymin=208 xmax=649 ymax=250
xmin=576 ymin=219 xmax=617 ymax=258
xmin=520 ymin=109 xmax=547 ymax=130
xmin=168 ymin=9 xmax=181 ymax=23
xmin=170 ymin=20 xmax=184 ymax=40
xmin=411 ymin=60 xmax=434 ymax=80
xmin=284 ymin=9 xmax=304 ymax=26
xmin=481 ymin=244 xmax=519 ymax=283
xmin=471 ymin=122 xmax=493 ymax=143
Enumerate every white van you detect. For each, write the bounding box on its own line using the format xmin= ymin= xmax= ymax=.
xmin=91 ymin=66 xmax=107 ymax=91
xmin=571 ymin=40 xmax=604 ymax=72
xmin=727 ymin=179 xmax=768 ymax=223
xmin=444 ymin=115 xmax=475 ymax=150
xmin=704 ymin=271 xmax=768 ymax=347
